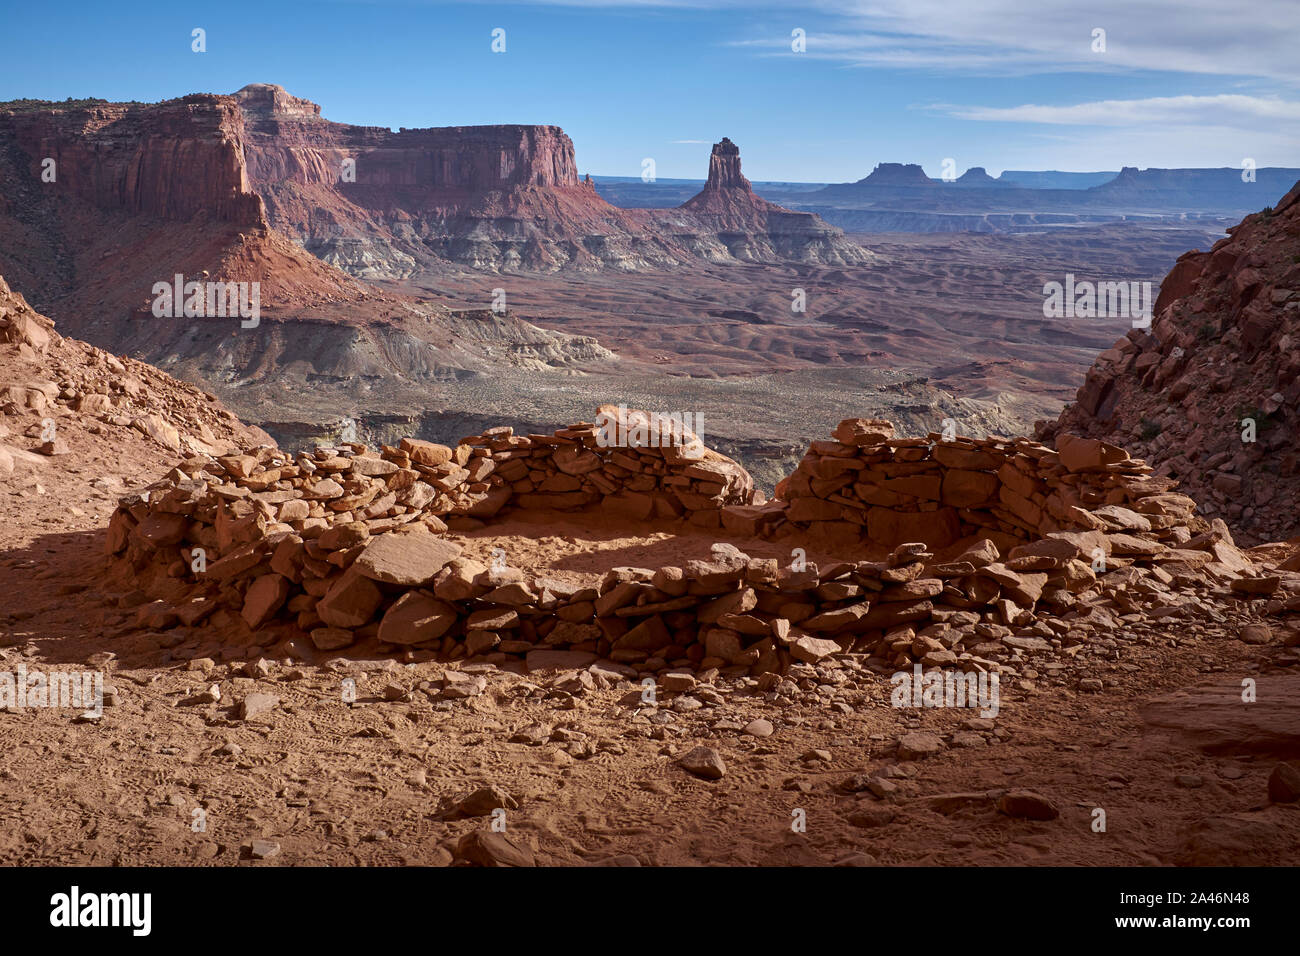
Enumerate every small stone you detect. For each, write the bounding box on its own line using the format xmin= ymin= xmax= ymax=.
xmin=441 ymin=671 xmax=487 ymax=699
xmin=679 ymin=745 xmax=726 ymax=780
xmin=239 ymin=693 xmax=280 ymax=720
xmin=453 ymin=785 xmax=518 ymax=818
xmin=1267 ymin=763 xmax=1300 ymax=803
xmin=791 ymin=635 xmax=841 ymax=663
xmin=896 ymin=732 xmax=944 ymax=760
xmin=190 ymin=684 xmax=221 ymax=705
xmin=508 ymin=723 xmax=550 ymax=746
xmin=847 ymin=807 xmax=896 ymax=828
xmin=1174 ymin=774 xmax=1204 ymax=789
xmin=997 ymin=790 xmax=1059 ymax=820
xmin=743 ymin=718 xmax=774 ymax=738
xmin=660 ymin=671 xmax=697 ymax=693
xmin=455 ymin=830 xmax=535 ymax=867
xmin=867 ymin=777 xmax=899 ymax=798
xmin=1238 ymin=624 xmax=1272 ymax=645
xmin=310 ymin=627 xmax=355 ymax=651
xmin=250 ymin=839 xmax=281 ymax=860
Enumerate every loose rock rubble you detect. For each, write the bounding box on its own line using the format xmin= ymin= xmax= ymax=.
xmin=104 ymin=406 xmax=1300 ymax=684
xmin=0 ymin=273 xmax=269 ymax=469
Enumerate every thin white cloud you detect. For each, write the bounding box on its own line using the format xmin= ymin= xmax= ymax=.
xmin=946 ymin=94 xmax=1300 ymax=126
xmin=663 ymin=0 xmax=1299 ymax=82
xmin=424 ymin=1 xmax=1300 ymax=82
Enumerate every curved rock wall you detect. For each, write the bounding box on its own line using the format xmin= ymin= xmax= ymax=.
xmin=104 ymin=408 xmax=1262 ymax=677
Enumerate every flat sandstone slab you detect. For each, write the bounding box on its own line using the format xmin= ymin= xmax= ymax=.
xmin=1140 ymin=675 xmax=1300 ymax=757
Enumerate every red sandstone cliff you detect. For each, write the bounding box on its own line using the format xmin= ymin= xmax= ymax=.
xmin=230 ymin=87 xmax=870 ymax=272
xmin=0 ymin=91 xmax=373 ymax=334
xmin=0 ymin=86 xmax=869 ymax=278
xmin=1 ymin=95 xmax=264 ymax=225
xmin=1043 ymin=179 xmax=1300 ymax=544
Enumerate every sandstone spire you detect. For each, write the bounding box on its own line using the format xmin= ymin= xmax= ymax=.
xmin=704 ymin=137 xmax=749 ymax=191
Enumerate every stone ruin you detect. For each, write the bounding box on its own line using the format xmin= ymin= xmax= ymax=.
xmin=106 ymin=405 xmax=1282 ymax=678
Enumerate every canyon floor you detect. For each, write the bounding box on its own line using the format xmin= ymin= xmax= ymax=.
xmin=2 ymin=429 xmax=1297 ymax=866
xmin=181 ymin=224 xmax=1227 ymax=494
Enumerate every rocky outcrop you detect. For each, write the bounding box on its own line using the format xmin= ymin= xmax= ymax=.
xmin=0 ymin=271 xmax=271 ymax=477
xmin=0 ymin=96 xmax=616 ymax=416
xmin=678 ymin=138 xmax=871 ymax=264
xmin=0 ymin=94 xmax=265 ymax=225
xmin=703 ymin=136 xmax=745 ymax=188
xmin=232 ymin=88 xmax=870 ymax=272
xmin=0 ymin=86 xmax=870 ymax=280
xmin=236 ymin=86 xmax=582 ymax=193
xmin=0 ymin=91 xmax=372 ymax=327
xmin=1045 ymin=180 xmax=1300 ymax=544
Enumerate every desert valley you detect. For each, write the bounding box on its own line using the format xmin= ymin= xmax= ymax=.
xmin=1 ymin=0 xmax=1299 ymax=914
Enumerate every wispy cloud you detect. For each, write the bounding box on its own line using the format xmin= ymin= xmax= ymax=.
xmin=532 ymin=0 xmax=1300 ymax=82
xmin=926 ymin=94 xmax=1300 ymax=169
xmin=944 ymin=94 xmax=1300 ymax=126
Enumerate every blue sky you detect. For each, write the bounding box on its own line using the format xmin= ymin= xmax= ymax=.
xmin=3 ymin=0 xmax=1297 ymax=181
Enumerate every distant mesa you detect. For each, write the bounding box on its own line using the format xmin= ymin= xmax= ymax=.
xmin=859 ymin=163 xmax=934 ymax=186
xmin=952 ymin=166 xmax=1007 ymax=187
xmin=997 ymin=170 xmax=1119 ymax=189
xmin=794 ymin=156 xmax=1300 ymax=235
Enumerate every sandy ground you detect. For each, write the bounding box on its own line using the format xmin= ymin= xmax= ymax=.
xmin=2 ymin=443 xmax=1298 ymax=867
